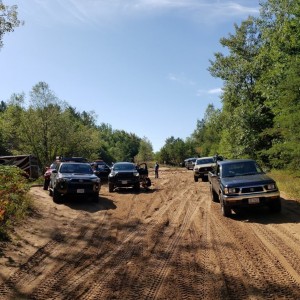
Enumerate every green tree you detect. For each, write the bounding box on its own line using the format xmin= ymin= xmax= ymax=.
xmin=135 ymin=137 xmax=153 ymax=163
xmin=0 ymin=93 xmax=25 ymax=154
xmin=159 ymin=137 xmax=187 ymax=166
xmin=1 ymin=82 xmax=102 ymax=167
xmin=112 ymin=131 xmax=141 ymax=162
xmin=256 ymin=0 xmax=300 ymax=169
xmin=191 ymin=104 xmax=223 ymax=156
xmin=0 ymin=1 xmax=23 ymax=50
xmin=208 ymin=17 xmax=273 ymax=161
xmin=0 ymin=100 xmax=6 ymax=112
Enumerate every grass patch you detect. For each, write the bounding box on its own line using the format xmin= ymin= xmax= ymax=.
xmin=0 ymin=166 xmax=32 ymax=241
xmin=270 ymin=169 xmax=300 ymax=201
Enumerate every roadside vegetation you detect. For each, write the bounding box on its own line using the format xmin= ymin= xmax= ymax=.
xmin=0 ymin=166 xmax=31 ymax=240
xmin=270 ymin=170 xmax=300 ymax=202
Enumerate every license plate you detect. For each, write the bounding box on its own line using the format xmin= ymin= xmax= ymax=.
xmin=248 ymin=198 xmax=259 ymax=204
xmin=121 ymin=180 xmax=128 ymax=184
xmin=77 ymin=189 xmax=84 ymax=193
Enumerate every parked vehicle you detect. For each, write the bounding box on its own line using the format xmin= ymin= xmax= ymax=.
xmin=49 ymin=162 xmax=101 ymax=203
xmin=193 ymin=156 xmax=215 ymax=182
xmin=184 ymin=158 xmax=197 ymax=170
xmin=137 ymin=163 xmax=151 ymax=189
xmin=108 ymin=162 xmax=140 ymax=193
xmin=91 ymin=160 xmax=111 ymax=179
xmin=43 ymin=157 xmax=88 ymax=190
xmin=208 ymin=159 xmax=281 ymax=217
xmin=43 ymin=162 xmax=59 ymax=190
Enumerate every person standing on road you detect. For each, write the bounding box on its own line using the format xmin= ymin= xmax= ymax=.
xmin=154 ymin=162 xmax=159 ymax=178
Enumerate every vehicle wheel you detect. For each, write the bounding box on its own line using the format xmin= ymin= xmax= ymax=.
xmin=194 ymin=176 xmax=198 ymax=182
xmin=43 ymin=179 xmax=50 ymax=190
xmin=220 ymin=194 xmax=231 ymax=217
xmin=108 ymin=183 xmax=114 ymax=193
xmin=210 ymin=185 xmax=219 ymax=202
xmin=134 ymin=183 xmax=140 ymax=192
xmin=202 ymin=177 xmax=208 ymax=182
xmin=146 ymin=178 xmax=151 ymax=187
xmin=269 ymin=198 xmax=281 ymax=213
xmin=53 ymin=188 xmax=62 ymax=204
xmin=48 ymin=181 xmax=53 ymax=196
xmin=92 ymin=192 xmax=99 ymax=202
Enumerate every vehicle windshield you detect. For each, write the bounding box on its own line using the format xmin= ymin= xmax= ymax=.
xmin=196 ymin=158 xmax=214 ymax=165
xmin=222 ymin=161 xmax=263 ymax=177
xmin=95 ymin=163 xmax=108 ymax=170
xmin=60 ymin=163 xmax=93 ymax=174
xmin=113 ymin=163 xmax=136 ymax=171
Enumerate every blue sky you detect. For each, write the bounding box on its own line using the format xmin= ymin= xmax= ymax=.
xmin=0 ymin=0 xmax=259 ymax=152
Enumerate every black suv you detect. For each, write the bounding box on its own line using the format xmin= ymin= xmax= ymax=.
xmin=49 ymin=162 xmax=101 ymax=203
xmin=91 ymin=160 xmax=111 ymax=179
xmin=108 ymin=162 xmax=140 ymax=192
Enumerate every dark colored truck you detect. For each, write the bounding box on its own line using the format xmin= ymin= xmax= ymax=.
xmin=208 ymin=159 xmax=281 ymax=217
xmin=91 ymin=160 xmax=111 ymax=179
xmin=49 ymin=162 xmax=101 ymax=203
xmin=108 ymin=162 xmax=141 ymax=192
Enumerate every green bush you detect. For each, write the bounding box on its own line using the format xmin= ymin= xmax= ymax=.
xmin=270 ymin=169 xmax=300 ymax=201
xmin=0 ymin=166 xmax=31 ymax=240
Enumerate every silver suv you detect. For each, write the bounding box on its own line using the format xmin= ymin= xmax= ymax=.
xmin=193 ymin=157 xmax=215 ymax=182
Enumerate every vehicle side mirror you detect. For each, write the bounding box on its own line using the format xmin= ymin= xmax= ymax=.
xmin=52 ymin=170 xmax=58 ymax=174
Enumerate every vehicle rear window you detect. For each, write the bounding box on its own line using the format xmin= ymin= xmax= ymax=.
xmin=222 ymin=162 xmax=262 ymax=177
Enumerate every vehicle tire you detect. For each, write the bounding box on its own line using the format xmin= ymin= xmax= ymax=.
xmin=134 ymin=182 xmax=140 ymax=192
xmin=108 ymin=183 xmax=114 ymax=193
xmin=202 ymin=176 xmax=208 ymax=182
xmin=269 ymin=198 xmax=281 ymax=213
xmin=146 ymin=178 xmax=151 ymax=187
xmin=48 ymin=181 xmax=53 ymax=196
xmin=210 ymin=185 xmax=219 ymax=202
xmin=43 ymin=179 xmax=50 ymax=190
xmin=53 ymin=188 xmax=62 ymax=204
xmin=220 ymin=194 xmax=231 ymax=217
xmin=92 ymin=192 xmax=99 ymax=202
xmin=194 ymin=176 xmax=198 ymax=182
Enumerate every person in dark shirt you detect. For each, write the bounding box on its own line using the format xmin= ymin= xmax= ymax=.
xmin=154 ymin=162 xmax=159 ymax=178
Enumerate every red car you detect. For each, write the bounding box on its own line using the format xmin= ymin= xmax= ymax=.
xmin=43 ymin=162 xmax=58 ymax=190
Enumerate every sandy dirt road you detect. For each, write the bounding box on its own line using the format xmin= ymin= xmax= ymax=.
xmin=1 ymin=168 xmax=300 ymax=299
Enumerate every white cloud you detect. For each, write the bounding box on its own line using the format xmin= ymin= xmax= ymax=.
xmin=168 ymin=73 xmax=195 ymax=86
xmin=197 ymin=87 xmax=222 ymax=96
xmin=208 ymin=88 xmax=222 ymax=94
xmin=29 ymin=0 xmax=259 ymax=26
